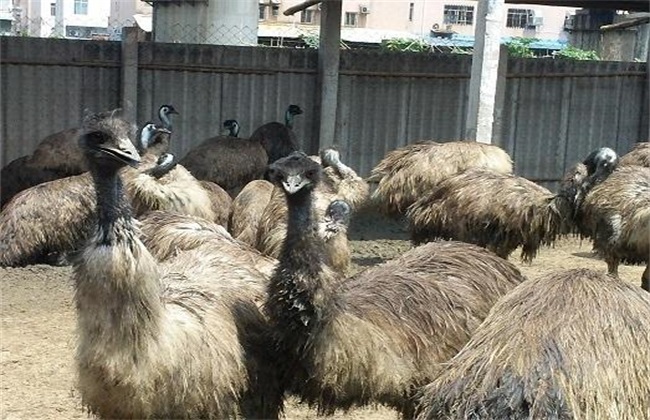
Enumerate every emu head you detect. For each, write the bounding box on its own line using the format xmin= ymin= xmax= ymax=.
xmin=320 ymin=200 xmax=352 ymax=240
xmin=79 ymin=110 xmax=141 ymax=169
xmin=158 ymin=104 xmax=179 ymax=130
xmin=320 ymin=148 xmax=341 ymax=168
xmin=222 ymin=119 xmax=240 ymax=137
xmin=583 ymin=147 xmax=618 ymax=179
xmin=287 ymin=104 xmax=303 ymax=116
xmin=145 ymin=153 xmax=177 ymax=179
xmin=267 ymin=151 xmax=322 ymax=195
xmin=285 ymin=104 xmax=303 ymax=128
xmin=139 ymin=122 xmax=172 ymax=154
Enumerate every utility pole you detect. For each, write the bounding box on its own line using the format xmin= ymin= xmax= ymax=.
xmin=317 ymin=0 xmax=342 ymax=150
xmin=465 ymin=0 xmax=506 ymax=144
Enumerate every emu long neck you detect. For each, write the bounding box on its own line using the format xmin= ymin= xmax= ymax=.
xmin=159 ymin=110 xmax=172 ymax=131
xmin=268 ymin=188 xmax=334 ymax=350
xmin=75 ymin=163 xmax=163 ymax=356
xmin=285 ymin=109 xmax=294 ymax=129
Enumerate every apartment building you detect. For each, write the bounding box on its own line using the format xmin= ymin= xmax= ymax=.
xmin=6 ymin=0 xmax=146 ymax=38
xmin=260 ymin=0 xmax=578 ymax=41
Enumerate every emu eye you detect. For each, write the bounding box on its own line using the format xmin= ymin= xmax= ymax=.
xmin=86 ymin=132 xmax=106 ymax=145
xmin=305 ymin=169 xmax=317 ymax=179
xmin=267 ymin=168 xmax=280 ymax=181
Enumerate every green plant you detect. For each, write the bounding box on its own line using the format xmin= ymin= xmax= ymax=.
xmin=505 ymin=37 xmax=537 ymax=58
xmin=381 ymin=37 xmax=432 ymax=53
xmin=553 ymin=46 xmax=600 ymax=61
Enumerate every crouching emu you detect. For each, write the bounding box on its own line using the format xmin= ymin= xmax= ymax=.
xmin=406 ymin=150 xmax=617 ymax=262
xmin=264 ymin=152 xmax=526 ymax=417
xmin=416 ymin=268 xmax=650 ymax=420
xmin=368 ymin=141 xmax=513 ymax=218
xmin=72 ymin=111 xmax=282 ymax=418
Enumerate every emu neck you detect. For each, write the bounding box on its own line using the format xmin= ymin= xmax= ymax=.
xmin=285 ymin=110 xmax=294 ymax=129
xmin=269 ymin=188 xmax=335 ymax=350
xmin=159 ymin=111 xmax=172 ymax=131
xmin=76 ymin=162 xmax=163 ymax=356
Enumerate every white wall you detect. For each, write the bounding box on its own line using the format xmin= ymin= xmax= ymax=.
xmin=154 ymin=0 xmax=258 ymax=45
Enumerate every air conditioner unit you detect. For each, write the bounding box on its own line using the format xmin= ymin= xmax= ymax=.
xmin=526 ymin=15 xmax=543 ymax=28
xmin=359 ymin=4 xmax=370 ymax=14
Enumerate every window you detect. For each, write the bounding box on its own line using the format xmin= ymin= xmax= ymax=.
xmin=50 ymin=2 xmax=56 ymax=16
xmin=300 ymin=9 xmax=314 ymax=23
xmin=258 ymin=5 xmax=266 ymax=20
xmin=344 ymin=12 xmax=357 ymax=27
xmin=507 ymin=8 xmax=532 ymax=28
xmin=74 ymin=0 xmax=88 ymax=15
xmin=408 ymin=3 xmax=414 ymax=21
xmin=443 ymin=5 xmax=474 ymax=25
xmin=271 ymin=5 xmax=279 ymax=17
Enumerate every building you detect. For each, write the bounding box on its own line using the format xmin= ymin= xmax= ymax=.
xmin=6 ymin=0 xmax=149 ymax=39
xmin=259 ymin=0 xmax=577 ymax=42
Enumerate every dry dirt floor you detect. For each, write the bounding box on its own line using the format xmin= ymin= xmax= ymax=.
xmin=1 ymin=212 xmax=645 ymax=420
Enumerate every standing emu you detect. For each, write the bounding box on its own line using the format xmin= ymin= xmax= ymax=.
xmin=264 ymin=152 xmax=526 ymax=417
xmin=416 ymin=268 xmax=650 ymax=420
xmin=368 ymin=141 xmax=513 ymax=218
xmin=72 ymin=110 xmax=282 ymax=419
xmin=577 ymin=165 xmax=650 ymax=291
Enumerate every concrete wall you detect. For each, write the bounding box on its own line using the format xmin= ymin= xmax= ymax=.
xmin=1 ymin=36 xmax=647 ymax=191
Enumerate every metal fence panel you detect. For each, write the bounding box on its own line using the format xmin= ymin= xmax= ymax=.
xmin=1 ymin=37 xmax=647 ymax=194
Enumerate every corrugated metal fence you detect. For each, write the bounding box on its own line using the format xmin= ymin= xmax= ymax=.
xmin=1 ymin=36 xmax=647 ymax=191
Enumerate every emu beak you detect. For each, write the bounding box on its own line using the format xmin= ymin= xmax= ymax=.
xmin=282 ymin=174 xmax=309 ymax=194
xmin=155 ymin=127 xmax=172 ymax=135
xmin=99 ymin=138 xmax=141 ymax=168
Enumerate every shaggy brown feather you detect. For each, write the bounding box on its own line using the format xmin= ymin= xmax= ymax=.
xmin=229 ymin=180 xmax=275 ymax=247
xmin=619 ymin=142 xmax=650 ymax=167
xmin=139 ymin=210 xmax=277 ymax=278
xmin=199 ymin=180 xmax=233 ymax=228
xmin=265 ymin=153 xmax=526 ymax=417
xmin=416 ymin=268 xmax=650 ymax=420
xmin=577 ymin=166 xmax=650 ymax=290
xmin=406 ymin=169 xmax=574 ymax=262
xmin=369 ymin=141 xmax=513 ymax=218
xmin=179 ymin=137 xmax=269 ymax=197
xmin=1 ymin=155 xmax=70 ymax=209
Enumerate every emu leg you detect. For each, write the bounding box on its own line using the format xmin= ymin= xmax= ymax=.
xmin=605 ymin=258 xmax=620 ymax=278
xmin=642 ymin=264 xmax=649 ymax=292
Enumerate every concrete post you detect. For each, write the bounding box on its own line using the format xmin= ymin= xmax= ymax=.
xmin=121 ymin=27 xmax=145 ymax=124
xmin=465 ymin=0 xmax=505 ymax=144
xmin=317 ymin=0 xmax=342 ymax=151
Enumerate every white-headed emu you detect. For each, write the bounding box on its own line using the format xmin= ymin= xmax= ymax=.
xmin=369 ymin=140 xmax=513 ymax=218
xmin=72 ymin=110 xmax=282 ymax=419
xmin=416 ymin=268 xmax=650 ymax=420
xmin=264 ymin=152 xmax=526 ymax=417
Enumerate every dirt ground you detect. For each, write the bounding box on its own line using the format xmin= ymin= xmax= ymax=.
xmin=1 ymin=212 xmax=645 ymax=420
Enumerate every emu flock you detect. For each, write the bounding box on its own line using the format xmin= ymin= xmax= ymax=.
xmin=1 ymin=105 xmax=649 ymax=419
